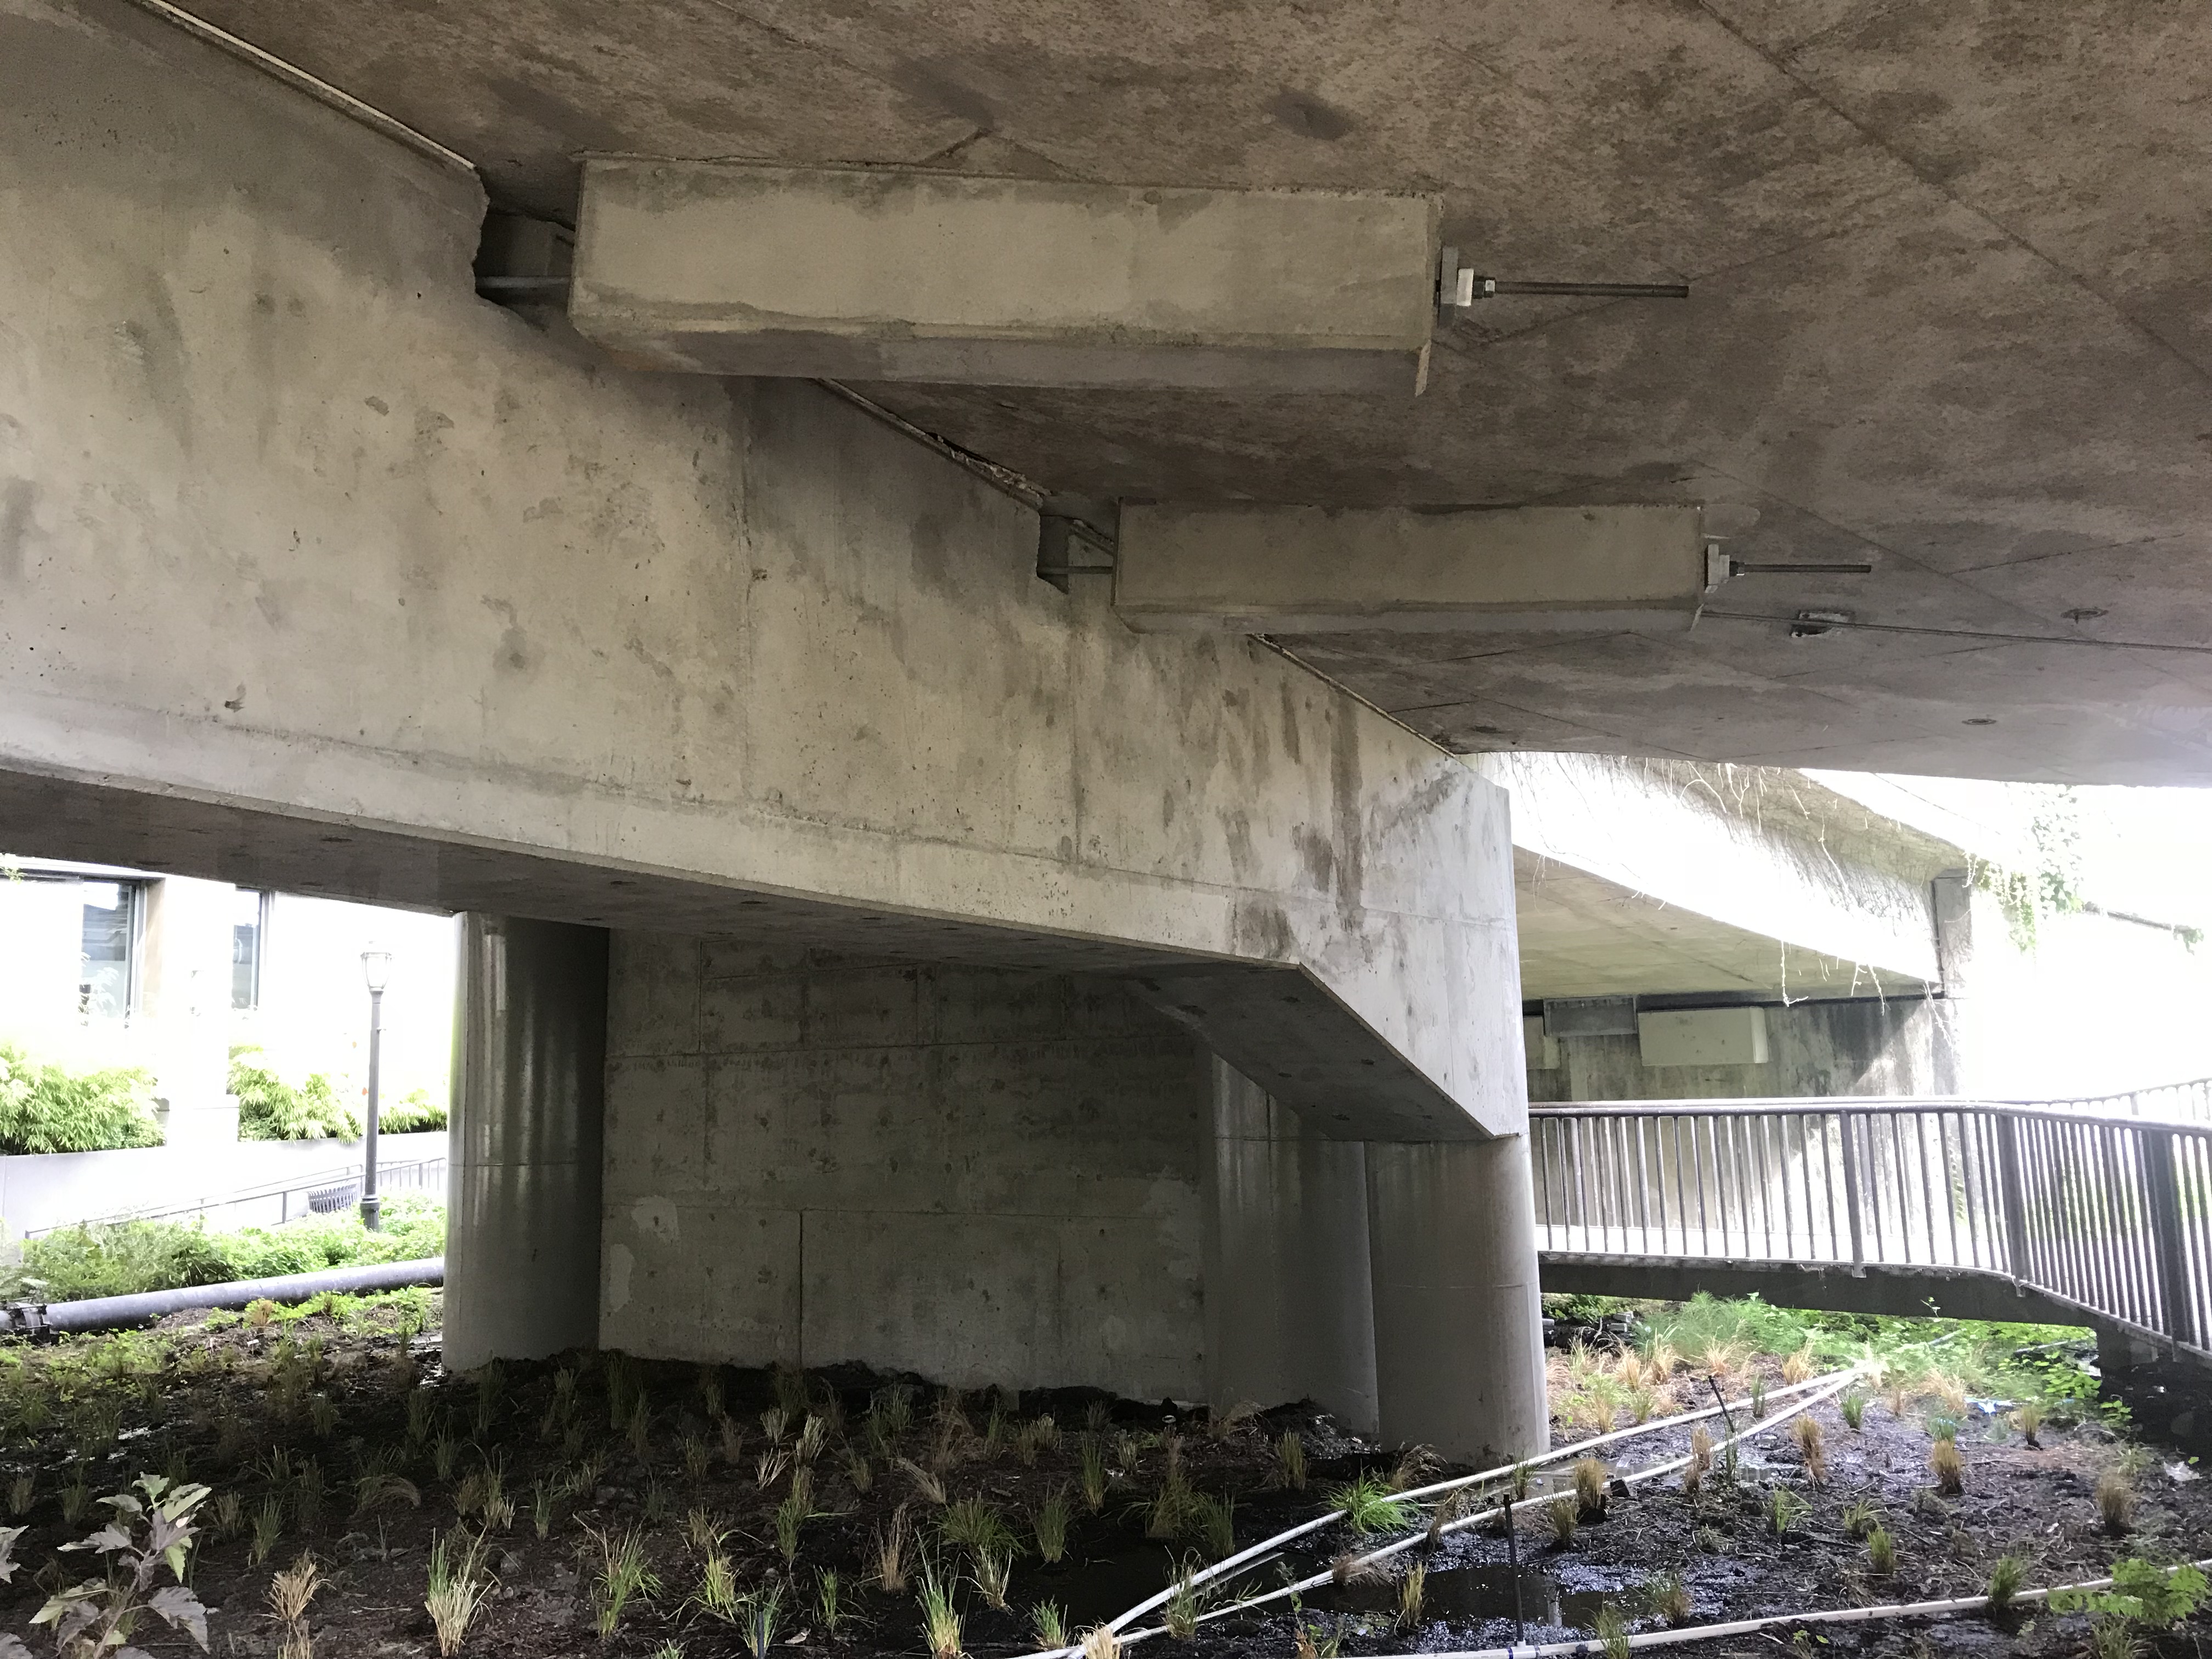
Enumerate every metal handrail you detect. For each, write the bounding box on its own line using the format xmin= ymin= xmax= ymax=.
xmin=23 ymin=1155 xmax=448 ymax=1238
xmin=1533 ymin=1097 xmax=2211 ymax=1130
xmin=1532 ymin=1097 xmax=2212 ymax=1358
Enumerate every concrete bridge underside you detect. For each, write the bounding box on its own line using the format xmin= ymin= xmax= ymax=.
xmin=1539 ymin=1255 xmax=2160 ymax=1375
xmin=0 ymin=0 xmax=1549 ymax=1459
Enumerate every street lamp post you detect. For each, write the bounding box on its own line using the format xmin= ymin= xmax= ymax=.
xmin=360 ymin=949 xmax=392 ymax=1231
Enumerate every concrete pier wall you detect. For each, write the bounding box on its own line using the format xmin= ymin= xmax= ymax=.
xmin=599 ymin=933 xmax=1211 ymax=1401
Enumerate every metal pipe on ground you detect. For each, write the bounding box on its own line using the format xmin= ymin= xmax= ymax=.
xmin=2 ymin=1256 xmax=444 ymax=1338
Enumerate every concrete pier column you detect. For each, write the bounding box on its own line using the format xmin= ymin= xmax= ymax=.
xmin=1364 ymin=1138 xmax=1549 ymax=1463
xmin=445 ymin=915 xmax=609 ymax=1371
xmin=1203 ymin=1060 xmax=1379 ymax=1436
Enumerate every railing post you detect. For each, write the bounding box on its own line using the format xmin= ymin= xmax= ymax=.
xmin=1995 ymin=1112 xmax=2032 ymax=1282
xmin=1838 ymin=1111 xmax=1865 ymax=1266
xmin=2142 ymin=1127 xmax=2193 ymax=1348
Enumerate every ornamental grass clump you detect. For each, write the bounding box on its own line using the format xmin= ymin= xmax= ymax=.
xmin=2095 ymin=1468 xmax=2134 ymax=1535
xmin=1642 ymin=1572 xmax=1691 ymax=1625
xmin=1931 ymin=1434 xmax=1965 ymax=1497
xmin=1769 ymin=1486 xmax=1809 ymax=1536
xmin=589 ymin=1523 xmax=659 ymax=1638
xmin=1572 ymin=1457 xmax=1610 ymax=1519
xmin=738 ymin=1584 xmax=783 ymax=1659
xmin=1544 ymin=1496 xmax=1578 ymax=1546
xmin=939 ymin=1495 xmax=1015 ymax=1561
xmin=1031 ymin=1602 xmax=1068 ymax=1649
xmin=1395 ymin=1562 xmax=1426 ymax=1632
xmin=1792 ymin=1415 xmax=1826 ymax=1485
xmin=1162 ymin=1560 xmax=1203 ymax=1641
xmin=1987 ymin=1554 xmax=2028 ymax=1616
xmin=1032 ymin=1487 xmax=1073 ymax=1564
xmin=1329 ymin=1473 xmax=1411 ymax=1537
xmin=917 ymin=1558 xmax=964 ymax=1659
xmin=873 ymin=1506 xmax=912 ymax=1594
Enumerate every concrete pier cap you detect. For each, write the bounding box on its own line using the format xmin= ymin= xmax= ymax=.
xmin=569 ymin=160 xmax=1440 ymax=393
xmin=1115 ymin=503 xmax=1709 ymax=634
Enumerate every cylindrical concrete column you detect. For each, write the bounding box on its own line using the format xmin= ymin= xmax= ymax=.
xmin=1203 ymin=1060 xmax=1379 ymax=1435
xmin=445 ymin=914 xmax=608 ymax=1371
xmin=1364 ymin=1136 xmax=1548 ymax=1463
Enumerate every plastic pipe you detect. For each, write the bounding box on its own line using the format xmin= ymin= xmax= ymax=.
xmin=1383 ymin=1556 xmax=2212 ymax=1659
xmin=3 ymin=1256 xmax=444 ymax=1337
xmin=1107 ymin=1370 xmax=1864 ymax=1651
xmin=1018 ymin=1363 xmax=1867 ymax=1659
xmin=1092 ymin=1366 xmax=1855 ymax=1642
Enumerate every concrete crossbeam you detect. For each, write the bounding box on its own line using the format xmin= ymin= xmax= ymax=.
xmin=1113 ymin=504 xmax=1708 ymax=633
xmin=569 ymin=160 xmax=1438 ymax=393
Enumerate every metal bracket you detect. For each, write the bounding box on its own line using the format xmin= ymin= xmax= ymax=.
xmin=1438 ymin=244 xmax=1690 ymax=321
xmin=1789 ymin=610 xmax=1853 ymax=639
xmin=1706 ymin=538 xmax=1876 ymax=591
xmin=1035 ymin=512 xmax=1118 ymax=593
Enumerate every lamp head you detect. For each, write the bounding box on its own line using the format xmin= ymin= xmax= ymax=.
xmin=360 ymin=949 xmax=393 ymax=994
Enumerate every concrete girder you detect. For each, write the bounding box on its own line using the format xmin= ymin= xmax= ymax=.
xmin=569 ymin=160 xmax=1440 ymax=393
xmin=1114 ymin=504 xmax=1708 ymax=635
xmin=0 ymin=0 xmax=1528 ymax=1142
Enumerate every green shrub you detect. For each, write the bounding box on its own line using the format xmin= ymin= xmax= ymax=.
xmin=0 ymin=1216 xmax=230 ymax=1299
xmin=1 ymin=1198 xmax=446 ymax=1301
xmin=211 ymin=1196 xmax=445 ymax=1279
xmin=379 ymin=1088 xmax=448 ymax=1134
xmin=0 ymin=1043 xmax=163 ymax=1154
xmin=229 ymin=1048 xmax=360 ymax=1141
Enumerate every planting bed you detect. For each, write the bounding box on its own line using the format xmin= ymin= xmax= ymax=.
xmin=1 ymin=1294 xmax=2208 ymax=1659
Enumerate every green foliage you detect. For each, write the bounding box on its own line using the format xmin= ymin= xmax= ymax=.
xmin=2052 ymin=1559 xmax=2208 ymax=1630
xmin=0 ymin=1198 xmax=445 ymax=1301
xmin=1642 ymin=1293 xmax=1825 ymax=1363
xmin=1769 ymin=1486 xmax=1809 ymax=1536
xmin=229 ymin=1047 xmax=360 ymax=1141
xmin=1972 ymin=791 xmax=2085 ymax=952
xmin=1987 ymin=1555 xmax=2028 ymax=1615
xmin=379 ymin=1087 xmax=449 ymax=1133
xmin=0 ymin=1042 xmax=162 ymax=1154
xmin=1541 ymin=1293 xmax=1635 ymax=1324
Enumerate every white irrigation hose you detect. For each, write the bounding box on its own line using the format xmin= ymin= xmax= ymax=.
xmin=1076 ymin=1367 xmax=1865 ymax=1657
xmin=1392 ymin=1556 xmax=2212 ymax=1659
xmin=1074 ymin=1365 xmax=1858 ymax=1650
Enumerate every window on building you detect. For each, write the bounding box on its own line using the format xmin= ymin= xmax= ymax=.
xmin=232 ymin=888 xmax=272 ymax=1009
xmin=77 ymin=880 xmax=139 ymax=1019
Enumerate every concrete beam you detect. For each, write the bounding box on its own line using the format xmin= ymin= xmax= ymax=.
xmin=569 ymin=160 xmax=1438 ymax=393
xmin=1131 ymin=964 xmax=1500 ymax=1141
xmin=1113 ymin=504 xmax=1707 ymax=633
xmin=1541 ymin=1254 xmax=2087 ymax=1330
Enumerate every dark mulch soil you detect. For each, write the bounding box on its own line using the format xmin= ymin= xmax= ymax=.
xmin=2 ymin=1299 xmax=2208 ymax=1659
